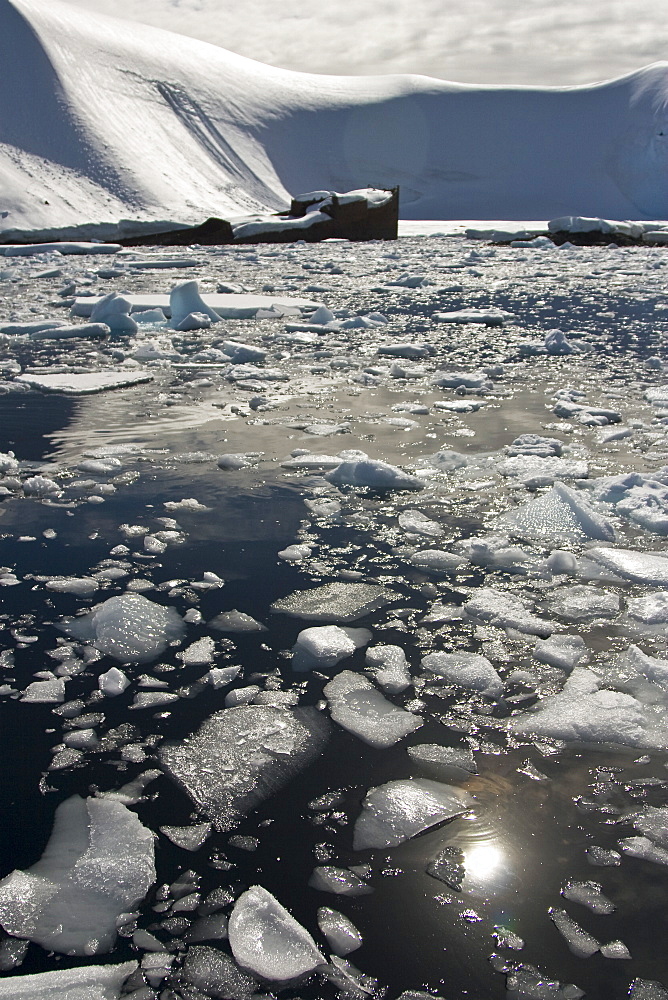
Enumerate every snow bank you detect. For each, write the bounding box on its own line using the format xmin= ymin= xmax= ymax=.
xmin=2 ymin=0 xmax=668 ymax=235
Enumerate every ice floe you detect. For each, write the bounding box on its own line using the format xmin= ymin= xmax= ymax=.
xmin=353 ymin=778 xmax=472 ymax=850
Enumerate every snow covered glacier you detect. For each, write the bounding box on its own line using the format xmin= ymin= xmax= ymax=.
xmin=1 ymin=0 xmax=668 ymax=237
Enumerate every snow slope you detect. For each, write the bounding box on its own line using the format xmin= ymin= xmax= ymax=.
xmin=1 ymin=0 xmax=668 ymax=236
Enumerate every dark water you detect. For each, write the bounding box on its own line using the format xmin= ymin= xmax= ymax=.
xmin=1 ymin=393 xmax=668 ymax=1000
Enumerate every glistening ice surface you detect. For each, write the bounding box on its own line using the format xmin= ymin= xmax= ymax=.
xmin=1 ymin=232 xmax=668 ymax=998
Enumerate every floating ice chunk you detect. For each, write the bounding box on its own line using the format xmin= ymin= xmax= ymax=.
xmin=130 ymin=691 xmax=178 ymax=709
xmin=278 ymin=543 xmax=312 ymax=562
xmin=417 ymin=449 xmax=468 ymax=474
xmin=365 ymin=645 xmax=411 ymax=693
xmin=407 ymin=745 xmax=478 ymax=777
xmin=324 ymin=670 xmax=422 ymax=748
xmin=422 ymin=651 xmax=503 ymax=698
xmin=398 ymin=510 xmax=443 ymax=538
xmin=180 ymin=945 xmax=256 ymax=998
xmin=272 ymin=582 xmax=397 ymax=622
xmin=629 ymin=979 xmax=668 ymax=999
xmin=495 ymin=484 xmax=614 ymax=543
xmin=209 ymin=666 xmax=241 ymax=691
xmin=217 ymin=452 xmax=262 ymax=470
xmin=0 ymin=451 xmax=18 ymax=475
xmin=292 ymin=625 xmax=370 ymax=672
xmin=457 ymin=534 xmax=537 ymax=573
xmin=327 ymin=458 xmax=424 ymax=491
xmin=546 ymin=550 xmax=578 ymax=575
xmin=0 ymin=960 xmax=137 ymax=999
xmin=96 ymin=770 xmax=161 ymax=805
xmin=175 ymin=311 xmax=212 ymax=331
xmin=633 ymin=805 xmax=668 ymax=847
xmin=209 ymin=610 xmax=267 ymax=633
xmin=545 ymin=329 xmax=574 ymax=355
xmin=228 ymin=885 xmax=324 ymax=981
xmin=0 ymin=796 xmax=154 ymax=955
xmin=586 ymin=846 xmax=621 ymax=866
xmin=185 ymin=914 xmax=229 ymax=942
xmin=176 ymin=637 xmax=215 ymax=666
xmin=549 ymin=909 xmax=599 ymax=957
xmin=432 ymin=309 xmax=513 ymax=326
xmin=619 ymin=836 xmax=668 ymax=866
xmin=580 ymin=547 xmax=668 ymax=586
xmin=546 ymin=585 xmax=620 ymax=623
xmin=600 ymin=940 xmax=631 ymax=959
xmin=90 ymin=292 xmax=138 ymax=334
xmin=98 ymin=667 xmax=130 ymax=696
xmin=561 ymin=880 xmax=615 ymax=914
xmin=308 ymin=867 xmax=374 ymax=896
xmin=464 ymin=588 xmax=559 ymax=637
xmin=221 ymin=340 xmax=266 ymax=363
xmin=23 ymin=475 xmax=62 ymax=497
xmin=60 ymin=593 xmax=185 ymax=664
xmin=15 ymin=371 xmax=153 ymax=394
xmin=627 ymin=591 xmax=668 ymax=624
xmin=506 ymin=434 xmax=563 ymax=458
xmin=160 ymin=823 xmax=212 ymax=851
xmin=317 ymin=907 xmax=362 ymax=955
xmin=78 ymin=457 xmax=123 ymax=475
xmin=533 ymin=635 xmax=589 ymax=671
xmin=353 ymin=778 xmax=472 ymax=850
xmin=29 ymin=323 xmax=110 ymax=341
xmin=498 ymin=457 xmax=588 ymax=489
xmin=509 ymin=668 xmax=666 ymax=749
xmin=160 ymin=705 xmax=330 ymax=830
xmin=170 ymin=281 xmax=220 ymax=327
xmin=409 ymin=549 xmax=466 ymax=574
xmin=21 ymin=671 xmax=67 ymax=702
xmin=282 ymin=453 xmax=343 ymax=470
xmin=612 ymin=644 xmax=668 ymax=692
xmin=505 ymin=965 xmax=584 ymax=999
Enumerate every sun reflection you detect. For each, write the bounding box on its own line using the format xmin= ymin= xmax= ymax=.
xmin=464 ymin=843 xmax=504 ymax=880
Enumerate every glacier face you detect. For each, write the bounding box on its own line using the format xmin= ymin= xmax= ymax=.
xmin=1 ymin=0 xmax=668 ymax=236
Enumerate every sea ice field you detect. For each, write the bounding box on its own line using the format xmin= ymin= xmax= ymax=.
xmin=1 ymin=230 xmax=668 ymax=1000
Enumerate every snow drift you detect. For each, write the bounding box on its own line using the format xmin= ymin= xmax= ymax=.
xmin=1 ymin=0 xmax=668 ymax=237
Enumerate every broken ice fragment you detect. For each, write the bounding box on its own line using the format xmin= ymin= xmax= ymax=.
xmin=21 ymin=678 xmax=65 ymax=703
xmin=272 ymin=582 xmax=397 ymax=622
xmin=0 ymin=796 xmax=154 ymax=955
xmin=228 ymin=885 xmax=324 ymax=981
xmin=0 ymin=961 xmax=137 ymax=999
xmin=586 ymin=846 xmax=621 ymax=867
xmin=549 ymin=908 xmax=600 ymax=957
xmin=327 ymin=458 xmax=424 ymax=491
xmin=561 ymin=880 xmax=614 ymax=914
xmin=495 ymin=483 xmax=614 ymax=543
xmin=308 ymin=867 xmax=374 ymax=896
xmin=600 ymin=939 xmax=631 ymax=959
xmin=160 ymin=705 xmax=330 ymax=830
xmin=407 ymin=744 xmax=478 ymax=773
xmin=180 ymin=945 xmax=256 ymax=997
xmin=353 ymin=778 xmax=472 ymax=850
xmin=427 ymin=846 xmax=465 ymax=890
xmin=170 ymin=280 xmax=221 ymax=327
xmin=292 ymin=625 xmax=371 ymax=671
xmin=465 ymin=588 xmax=559 ymax=637
xmin=160 ymin=823 xmax=212 ymax=851
xmin=421 ymin=651 xmax=503 ymax=698
xmin=365 ymin=644 xmax=411 ymax=693
xmin=316 ymin=907 xmax=363 ymax=955
xmin=98 ymin=666 xmax=130 ymax=696
xmin=324 ymin=670 xmax=422 ymax=748
xmin=209 ymin=610 xmax=267 ymax=632
xmin=60 ymin=593 xmax=185 ymax=664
